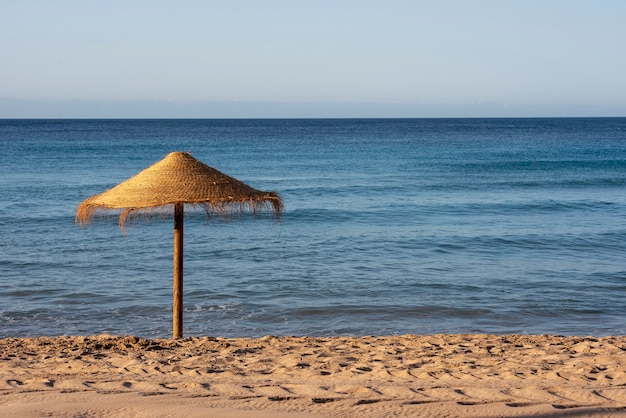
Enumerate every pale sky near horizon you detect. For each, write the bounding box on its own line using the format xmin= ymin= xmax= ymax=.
xmin=1 ymin=1 xmax=625 ymax=118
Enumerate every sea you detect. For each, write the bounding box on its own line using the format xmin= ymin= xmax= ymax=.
xmin=1 ymin=118 xmax=625 ymax=338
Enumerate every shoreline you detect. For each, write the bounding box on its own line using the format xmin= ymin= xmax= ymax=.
xmin=1 ymin=334 xmax=625 ymax=417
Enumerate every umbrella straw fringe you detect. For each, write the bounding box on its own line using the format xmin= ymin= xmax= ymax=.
xmin=76 ymin=196 xmax=282 ymax=230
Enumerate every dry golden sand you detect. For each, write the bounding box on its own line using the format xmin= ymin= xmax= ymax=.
xmin=0 ymin=334 xmax=625 ymax=417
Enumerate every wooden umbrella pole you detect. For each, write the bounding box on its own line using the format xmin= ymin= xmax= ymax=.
xmin=173 ymin=203 xmax=184 ymax=339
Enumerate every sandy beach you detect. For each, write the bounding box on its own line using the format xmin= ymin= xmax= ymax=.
xmin=1 ymin=334 xmax=624 ymax=417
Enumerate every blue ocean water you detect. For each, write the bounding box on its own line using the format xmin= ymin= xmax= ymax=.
xmin=0 ymin=118 xmax=625 ymax=338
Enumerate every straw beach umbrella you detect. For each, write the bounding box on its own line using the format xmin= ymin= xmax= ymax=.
xmin=76 ymin=151 xmax=282 ymax=338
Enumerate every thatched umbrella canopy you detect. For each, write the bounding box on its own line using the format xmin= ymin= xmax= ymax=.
xmin=76 ymin=151 xmax=282 ymax=338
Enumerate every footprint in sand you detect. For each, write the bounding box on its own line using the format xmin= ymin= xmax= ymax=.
xmin=6 ymin=379 xmax=24 ymax=387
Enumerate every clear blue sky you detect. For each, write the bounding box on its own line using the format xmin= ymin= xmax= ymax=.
xmin=2 ymin=1 xmax=625 ymax=118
